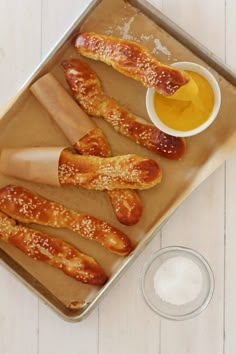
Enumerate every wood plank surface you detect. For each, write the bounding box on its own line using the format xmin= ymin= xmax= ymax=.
xmin=0 ymin=2 xmax=41 ymax=354
xmin=225 ymin=1 xmax=236 ymax=353
xmin=163 ymin=0 xmax=226 ymax=56
xmin=1 ymin=0 xmax=236 ymax=353
xmin=41 ymin=0 xmax=91 ymax=57
xmin=159 ymin=1 xmax=226 ymax=353
xmin=0 ymin=0 xmax=41 ymax=106
xmin=99 ymin=235 xmax=161 ymax=354
xmin=0 ymin=264 xmax=38 ymax=354
xmin=38 ymin=302 xmax=98 ymax=354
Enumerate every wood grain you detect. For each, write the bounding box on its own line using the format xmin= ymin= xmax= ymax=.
xmin=163 ymin=0 xmax=225 ymax=57
xmin=41 ymin=0 xmax=91 ymax=57
xmin=160 ymin=170 xmax=225 ymax=354
xmin=0 ymin=2 xmax=40 ymax=353
xmin=99 ymin=234 xmax=161 ymax=354
xmin=0 ymin=0 xmax=41 ymax=106
xmin=225 ymin=1 xmax=236 ymax=353
xmin=159 ymin=0 xmax=226 ymax=353
xmin=0 ymin=264 xmax=38 ymax=354
xmin=38 ymin=301 xmax=98 ymax=354
xmin=1 ymin=0 xmax=236 ymax=353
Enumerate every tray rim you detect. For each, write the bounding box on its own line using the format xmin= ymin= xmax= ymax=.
xmin=0 ymin=0 xmax=102 ymax=120
xmin=130 ymin=0 xmax=236 ymax=85
xmin=0 ymin=0 xmax=236 ymax=322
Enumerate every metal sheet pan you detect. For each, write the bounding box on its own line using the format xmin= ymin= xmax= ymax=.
xmin=0 ymin=0 xmax=235 ymax=322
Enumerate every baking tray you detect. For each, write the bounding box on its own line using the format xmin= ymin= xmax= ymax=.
xmin=0 ymin=0 xmax=236 ymax=322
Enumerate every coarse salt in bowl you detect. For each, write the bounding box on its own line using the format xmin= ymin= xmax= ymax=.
xmin=141 ymin=246 xmax=214 ymax=321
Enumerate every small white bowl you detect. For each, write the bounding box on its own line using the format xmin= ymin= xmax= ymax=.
xmin=146 ymin=62 xmax=221 ymax=137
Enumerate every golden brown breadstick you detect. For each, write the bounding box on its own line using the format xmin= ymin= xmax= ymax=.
xmin=0 ymin=147 xmax=162 ymax=190
xmin=62 ymin=59 xmax=186 ymax=160
xmin=0 ymin=185 xmax=133 ymax=256
xmin=74 ymin=127 xmax=111 ymax=157
xmin=59 ymin=148 xmax=162 ymax=190
xmin=31 ymin=73 xmax=142 ymax=226
xmin=76 ymin=130 xmax=143 ymax=226
xmin=0 ymin=211 xmax=107 ymax=285
xmin=74 ymin=32 xmax=189 ymax=96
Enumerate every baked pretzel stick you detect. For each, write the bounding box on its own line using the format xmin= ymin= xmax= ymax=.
xmin=0 ymin=211 xmax=107 ymax=285
xmin=107 ymin=189 xmax=142 ymax=226
xmin=0 ymin=185 xmax=133 ymax=256
xmin=59 ymin=148 xmax=161 ymax=190
xmin=62 ymin=59 xmax=186 ymax=160
xmin=73 ymin=115 xmax=143 ymax=226
xmin=0 ymin=147 xmax=162 ymax=190
xmin=78 ymin=133 xmax=143 ymax=225
xmin=31 ymin=73 xmax=142 ymax=226
xmin=74 ymin=32 xmax=189 ymax=96
xmin=77 ymin=135 xmax=143 ymax=225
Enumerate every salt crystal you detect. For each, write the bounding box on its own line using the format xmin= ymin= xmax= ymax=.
xmin=153 ymin=256 xmax=203 ymax=306
xmin=152 ymin=38 xmax=171 ymax=56
xmin=115 ymin=16 xmax=136 ymax=40
xmin=104 ymin=16 xmax=172 ymax=58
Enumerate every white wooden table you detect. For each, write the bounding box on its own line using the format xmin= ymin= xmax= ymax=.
xmin=0 ymin=0 xmax=236 ymax=353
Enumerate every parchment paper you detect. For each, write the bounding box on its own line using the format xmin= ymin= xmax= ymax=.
xmin=0 ymin=147 xmax=63 ymax=186
xmin=0 ymin=0 xmax=235 ymax=315
xmin=30 ymin=74 xmax=96 ymax=144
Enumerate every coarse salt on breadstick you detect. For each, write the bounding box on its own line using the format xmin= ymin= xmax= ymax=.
xmin=74 ymin=32 xmax=189 ymax=96
xmin=31 ymin=73 xmax=142 ymax=226
xmin=62 ymin=59 xmax=186 ymax=160
xmin=0 ymin=211 xmax=107 ymax=285
xmin=0 ymin=147 xmax=162 ymax=190
xmin=0 ymin=184 xmax=133 ymax=256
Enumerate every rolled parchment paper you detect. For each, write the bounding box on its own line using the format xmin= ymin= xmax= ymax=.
xmin=30 ymin=73 xmax=96 ymax=144
xmin=0 ymin=147 xmax=64 ymax=186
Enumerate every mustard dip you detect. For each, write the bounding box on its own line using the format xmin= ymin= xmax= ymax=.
xmin=153 ymin=70 xmax=215 ymax=131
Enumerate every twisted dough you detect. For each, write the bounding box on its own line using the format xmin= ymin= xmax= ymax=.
xmin=62 ymin=59 xmax=186 ymax=160
xmin=0 ymin=185 xmax=133 ymax=256
xmin=59 ymin=148 xmax=162 ymax=190
xmin=0 ymin=211 xmax=107 ymax=285
xmin=30 ymin=73 xmax=142 ymax=226
xmin=74 ymin=126 xmax=143 ymax=226
xmin=74 ymin=32 xmax=189 ymax=96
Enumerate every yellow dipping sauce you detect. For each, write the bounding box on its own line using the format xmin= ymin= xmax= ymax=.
xmin=153 ymin=70 xmax=215 ymax=131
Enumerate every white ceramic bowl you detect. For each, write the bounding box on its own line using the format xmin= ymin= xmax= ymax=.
xmin=146 ymin=62 xmax=221 ymax=137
